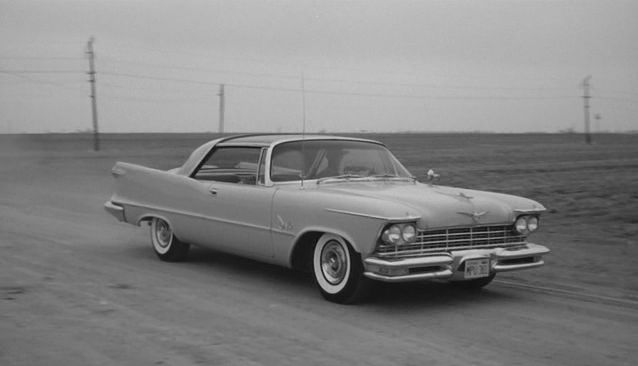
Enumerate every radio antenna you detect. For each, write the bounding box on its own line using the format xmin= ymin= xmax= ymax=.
xmin=301 ymin=71 xmax=307 ymax=137
xmin=300 ymin=71 xmax=307 ymax=188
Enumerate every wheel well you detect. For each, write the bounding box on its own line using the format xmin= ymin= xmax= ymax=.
xmin=290 ymin=231 xmax=324 ymax=272
xmin=140 ymin=215 xmax=188 ymax=243
xmin=137 ymin=214 xmax=163 ymax=226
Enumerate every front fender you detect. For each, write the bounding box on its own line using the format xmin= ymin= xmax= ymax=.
xmin=271 ymin=187 xmax=418 ymax=266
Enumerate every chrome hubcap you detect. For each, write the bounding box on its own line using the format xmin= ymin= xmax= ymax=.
xmin=155 ymin=220 xmax=172 ymax=248
xmin=321 ymin=241 xmax=347 ymax=285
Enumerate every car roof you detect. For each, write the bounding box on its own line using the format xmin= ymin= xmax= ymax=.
xmin=177 ymin=134 xmax=386 ymax=176
xmin=216 ymin=134 xmax=383 ymax=147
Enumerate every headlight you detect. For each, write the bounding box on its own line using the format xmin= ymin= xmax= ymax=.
xmin=514 ymin=215 xmax=540 ymax=234
xmin=382 ymin=225 xmax=402 ymax=244
xmin=515 ymin=217 xmax=529 ymax=234
xmin=527 ymin=216 xmax=539 ymax=232
xmin=401 ymin=224 xmax=416 ymax=243
xmin=381 ymin=223 xmax=417 ymax=245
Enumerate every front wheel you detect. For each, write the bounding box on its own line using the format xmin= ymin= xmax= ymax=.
xmin=312 ymin=234 xmax=372 ymax=304
xmin=150 ymin=217 xmax=190 ymax=262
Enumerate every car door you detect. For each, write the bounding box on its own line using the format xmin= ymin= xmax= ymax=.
xmin=186 ymin=146 xmax=275 ymax=260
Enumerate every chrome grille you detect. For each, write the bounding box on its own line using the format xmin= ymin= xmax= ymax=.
xmin=375 ymin=225 xmax=527 ymax=258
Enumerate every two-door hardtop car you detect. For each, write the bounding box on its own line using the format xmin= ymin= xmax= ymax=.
xmin=105 ymin=134 xmax=550 ymax=303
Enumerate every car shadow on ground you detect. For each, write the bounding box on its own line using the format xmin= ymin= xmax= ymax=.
xmin=182 ymin=246 xmax=317 ymax=292
xmin=126 ymin=244 xmax=521 ymax=308
xmin=367 ymin=281 xmax=517 ymax=309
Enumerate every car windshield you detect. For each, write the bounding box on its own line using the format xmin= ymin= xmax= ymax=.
xmin=270 ymin=140 xmax=413 ymax=182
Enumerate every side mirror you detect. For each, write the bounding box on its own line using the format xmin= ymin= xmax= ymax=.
xmin=426 ymin=169 xmax=440 ymax=185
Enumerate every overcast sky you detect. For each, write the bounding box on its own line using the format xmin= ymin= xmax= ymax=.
xmin=1 ymin=0 xmax=636 ymax=133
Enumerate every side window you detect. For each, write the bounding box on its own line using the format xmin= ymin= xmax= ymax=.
xmin=193 ymin=147 xmax=261 ymax=184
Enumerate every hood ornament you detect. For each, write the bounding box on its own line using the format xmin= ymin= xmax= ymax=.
xmin=457 ymin=210 xmax=488 ymax=223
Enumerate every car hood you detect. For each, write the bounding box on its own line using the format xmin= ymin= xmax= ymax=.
xmin=316 ymin=181 xmax=545 ymax=229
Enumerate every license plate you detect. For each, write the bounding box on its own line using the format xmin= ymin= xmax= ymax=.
xmin=464 ymin=258 xmax=490 ymax=279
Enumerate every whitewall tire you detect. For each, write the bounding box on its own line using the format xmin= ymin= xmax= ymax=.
xmin=312 ymin=233 xmax=371 ymax=304
xmin=150 ymin=217 xmax=189 ymax=262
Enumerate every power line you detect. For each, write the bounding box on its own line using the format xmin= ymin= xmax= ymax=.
xmin=0 ymin=66 xmax=581 ymax=102
xmin=99 ymin=93 xmax=212 ymax=104
xmin=0 ymin=52 xmax=578 ymax=93
xmin=98 ymin=55 xmax=573 ymax=92
xmin=0 ymin=56 xmax=83 ymax=60
xmin=0 ymin=71 xmax=85 ymax=91
xmin=100 ymin=70 xmax=577 ymax=101
xmin=102 ymin=41 xmax=562 ymax=86
xmin=99 ymin=55 xmax=299 ymax=81
xmin=597 ymin=96 xmax=638 ymax=103
xmin=0 ymin=69 xmax=82 ymax=74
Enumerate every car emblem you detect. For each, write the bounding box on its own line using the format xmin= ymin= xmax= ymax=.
xmin=276 ymin=215 xmax=293 ymax=231
xmin=457 ymin=210 xmax=488 ymax=223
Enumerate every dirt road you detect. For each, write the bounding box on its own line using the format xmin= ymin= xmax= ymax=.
xmin=1 ymin=134 xmax=636 ymax=365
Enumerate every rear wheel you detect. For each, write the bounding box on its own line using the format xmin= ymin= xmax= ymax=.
xmin=150 ymin=217 xmax=189 ymax=262
xmin=312 ymin=234 xmax=372 ymax=304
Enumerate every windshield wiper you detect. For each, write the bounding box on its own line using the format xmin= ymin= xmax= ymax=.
xmin=317 ymin=173 xmax=418 ymax=184
xmin=370 ymin=174 xmax=417 ymax=182
xmin=316 ymin=174 xmax=364 ymax=184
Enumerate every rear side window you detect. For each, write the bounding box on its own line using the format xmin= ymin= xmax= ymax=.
xmin=193 ymin=147 xmax=261 ymax=184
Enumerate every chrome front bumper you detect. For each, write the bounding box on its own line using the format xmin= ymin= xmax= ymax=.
xmin=363 ymin=243 xmax=550 ymax=283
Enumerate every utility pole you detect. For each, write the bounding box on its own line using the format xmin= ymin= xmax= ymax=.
xmin=86 ymin=37 xmax=99 ymax=151
xmin=218 ymin=84 xmax=225 ymax=134
xmin=582 ymin=75 xmax=592 ymax=144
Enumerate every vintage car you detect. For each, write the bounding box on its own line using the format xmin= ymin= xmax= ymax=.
xmin=105 ymin=134 xmax=550 ymax=303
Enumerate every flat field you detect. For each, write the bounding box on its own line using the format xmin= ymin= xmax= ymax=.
xmin=1 ymin=132 xmax=637 ymax=365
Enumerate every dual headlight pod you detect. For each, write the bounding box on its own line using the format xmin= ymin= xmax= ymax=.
xmin=381 ymin=223 xmax=417 ymax=245
xmin=514 ymin=215 xmax=540 ymax=235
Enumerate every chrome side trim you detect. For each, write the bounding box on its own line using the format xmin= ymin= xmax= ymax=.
xmin=514 ymin=208 xmax=546 ymax=214
xmin=119 ymin=200 xmax=271 ymax=233
xmin=270 ymin=228 xmax=296 ymax=237
xmin=325 ymin=208 xmax=420 ymax=222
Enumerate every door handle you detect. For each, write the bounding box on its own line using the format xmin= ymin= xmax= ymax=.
xmin=208 ymin=187 xmax=218 ymax=196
